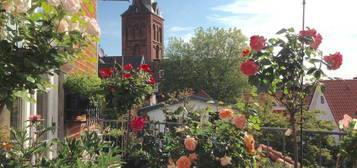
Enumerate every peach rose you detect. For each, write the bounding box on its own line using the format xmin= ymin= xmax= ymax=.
xmin=188 ymin=153 xmax=198 ymax=161
xmin=244 ymin=133 xmax=256 ymax=155
xmin=56 ymin=19 xmax=69 ymax=33
xmin=68 ymin=21 xmax=80 ymax=32
xmin=176 ymin=156 xmax=191 ymax=168
xmin=47 ymin=0 xmax=60 ymax=6
xmin=61 ymin=0 xmax=80 ymax=14
xmin=220 ymin=156 xmax=232 ymax=166
xmin=233 ymin=115 xmax=246 ymax=129
xmin=12 ymin=0 xmax=32 ymax=14
xmin=86 ymin=17 xmax=101 ymax=36
xmin=219 ymin=108 xmax=234 ymax=119
xmin=184 ymin=136 xmax=197 ymax=151
xmin=2 ymin=1 xmax=15 ymax=13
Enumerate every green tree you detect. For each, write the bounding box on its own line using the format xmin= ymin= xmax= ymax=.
xmin=159 ymin=27 xmax=251 ymax=103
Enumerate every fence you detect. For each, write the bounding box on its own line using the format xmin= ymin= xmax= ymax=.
xmin=79 ymin=108 xmax=348 ymax=167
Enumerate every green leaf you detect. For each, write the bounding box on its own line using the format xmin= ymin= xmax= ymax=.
xmin=26 ymin=76 xmax=35 ymax=83
xmin=13 ymin=91 xmax=36 ymax=103
xmin=307 ymin=67 xmax=317 ymax=75
xmin=81 ymin=55 xmax=97 ymax=63
xmin=276 ymin=28 xmax=287 ymax=34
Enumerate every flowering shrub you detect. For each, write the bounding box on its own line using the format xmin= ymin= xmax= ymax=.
xmin=0 ymin=115 xmax=123 ymax=167
xmin=100 ymin=64 xmax=155 ymax=117
xmin=162 ymin=107 xmax=258 ymax=168
xmin=240 ymin=28 xmax=342 ymax=166
xmin=0 ymin=0 xmax=99 ymax=106
xmin=337 ymin=119 xmax=357 ymax=167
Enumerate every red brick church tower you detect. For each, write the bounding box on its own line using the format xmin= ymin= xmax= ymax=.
xmin=121 ymin=0 xmax=164 ymax=62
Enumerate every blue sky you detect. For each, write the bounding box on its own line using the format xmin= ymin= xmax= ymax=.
xmin=98 ymin=0 xmax=357 ymax=79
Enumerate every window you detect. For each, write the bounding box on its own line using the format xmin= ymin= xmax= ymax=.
xmin=153 ymin=25 xmax=156 ymax=41
xmin=156 ymin=45 xmax=160 ymax=59
xmin=320 ymin=96 xmax=325 ymax=104
xmin=159 ymin=27 xmax=162 ymax=42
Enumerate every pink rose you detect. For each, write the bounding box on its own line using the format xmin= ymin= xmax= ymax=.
xmin=184 ymin=136 xmax=197 ymax=151
xmin=176 ymin=156 xmax=191 ymax=168
xmin=233 ymin=115 xmax=246 ymax=129
xmin=61 ymin=0 xmax=81 ymax=14
xmin=130 ymin=117 xmax=145 ymax=131
xmin=250 ymin=35 xmax=265 ymax=52
xmin=240 ymin=60 xmax=259 ymax=76
xmin=220 ymin=156 xmax=232 ymax=166
xmin=86 ymin=18 xmax=101 ymax=36
xmin=29 ymin=115 xmax=41 ymax=122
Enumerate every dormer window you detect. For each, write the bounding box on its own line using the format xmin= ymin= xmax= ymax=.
xmin=320 ymin=96 xmax=325 ymax=104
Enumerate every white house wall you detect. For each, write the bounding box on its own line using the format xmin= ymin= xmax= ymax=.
xmin=308 ymin=89 xmax=338 ymax=129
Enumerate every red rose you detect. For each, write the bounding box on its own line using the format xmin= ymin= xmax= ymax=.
xmin=111 ymin=88 xmax=116 ymax=94
xmin=29 ymin=115 xmax=41 ymax=122
xmin=124 ymin=64 xmax=133 ymax=71
xmin=299 ymin=28 xmax=317 ymax=37
xmin=323 ymin=52 xmax=343 ymax=70
xmin=250 ymin=35 xmax=265 ymax=52
xmin=139 ymin=64 xmax=151 ymax=73
xmin=242 ymin=48 xmax=250 ymax=57
xmin=149 ymin=77 xmax=155 ymax=85
xmin=299 ymin=28 xmax=323 ymax=50
xmin=130 ymin=117 xmax=145 ymax=131
xmin=122 ymin=73 xmax=132 ymax=79
xmin=240 ymin=61 xmax=259 ymax=76
xmin=99 ymin=68 xmax=113 ymax=77
xmin=310 ymin=33 xmax=322 ymax=50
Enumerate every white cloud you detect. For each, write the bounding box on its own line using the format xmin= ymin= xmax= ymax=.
xmin=169 ymin=26 xmax=194 ymax=32
xmin=181 ymin=33 xmax=193 ymax=42
xmin=210 ymin=0 xmax=357 ymax=79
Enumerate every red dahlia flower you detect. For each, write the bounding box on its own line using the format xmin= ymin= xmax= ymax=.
xmin=250 ymin=35 xmax=266 ymax=52
xmin=149 ymin=77 xmax=155 ymax=85
xmin=29 ymin=115 xmax=41 ymax=122
xmin=130 ymin=117 xmax=145 ymax=131
xmin=139 ymin=64 xmax=151 ymax=73
xmin=122 ymin=73 xmax=132 ymax=79
xmin=99 ymin=68 xmax=113 ymax=77
xmin=240 ymin=61 xmax=259 ymax=76
xmin=323 ymin=52 xmax=343 ymax=70
xmin=242 ymin=48 xmax=250 ymax=57
xmin=124 ymin=64 xmax=134 ymax=71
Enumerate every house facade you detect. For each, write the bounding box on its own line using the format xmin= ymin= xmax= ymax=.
xmin=308 ymin=79 xmax=357 ymax=130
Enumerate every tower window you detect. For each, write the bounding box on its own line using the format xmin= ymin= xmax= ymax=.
xmin=156 ymin=45 xmax=160 ymax=59
xmin=159 ymin=27 xmax=162 ymax=42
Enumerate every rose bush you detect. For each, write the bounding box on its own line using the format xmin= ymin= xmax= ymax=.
xmin=100 ymin=63 xmax=155 ymax=118
xmin=0 ymin=0 xmax=100 ymax=106
xmin=240 ymin=28 xmax=342 ymax=167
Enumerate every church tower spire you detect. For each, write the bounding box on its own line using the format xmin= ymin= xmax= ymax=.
xmin=121 ymin=0 xmax=164 ymax=62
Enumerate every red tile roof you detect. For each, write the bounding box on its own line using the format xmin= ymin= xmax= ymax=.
xmin=257 ymin=144 xmax=299 ymax=167
xmin=320 ymin=80 xmax=357 ymax=125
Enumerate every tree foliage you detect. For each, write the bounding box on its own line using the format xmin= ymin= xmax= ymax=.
xmin=159 ymin=27 xmax=251 ymax=103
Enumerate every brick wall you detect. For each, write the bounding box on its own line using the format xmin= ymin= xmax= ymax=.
xmin=62 ymin=0 xmax=98 ymax=75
